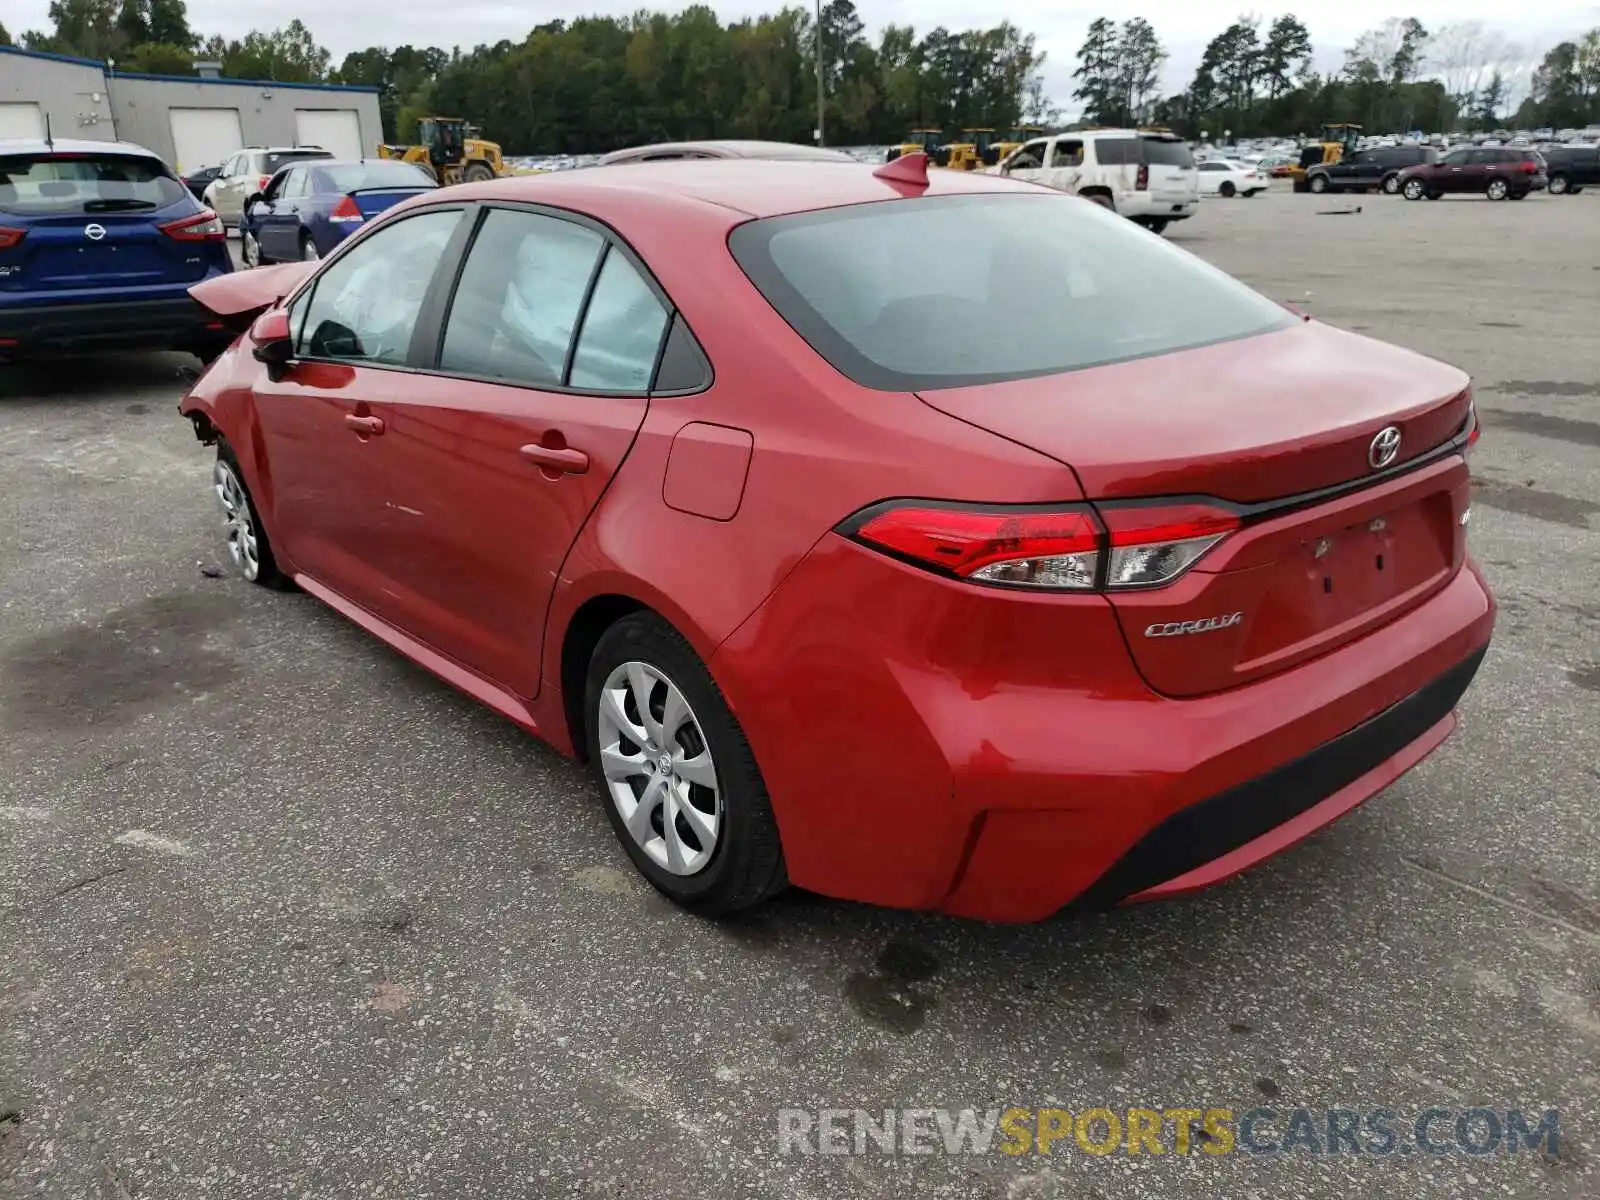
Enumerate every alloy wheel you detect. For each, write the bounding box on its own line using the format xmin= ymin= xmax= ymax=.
xmin=1383 ymin=175 xmax=1400 ymax=194
xmin=1403 ymin=179 xmax=1424 ymax=200
xmin=302 ymin=239 xmax=320 ymax=261
xmin=214 ymin=460 xmax=261 ymax=581
xmin=242 ymin=230 xmax=260 ymax=267
xmin=1486 ymin=180 xmax=1508 ymax=200
xmin=1549 ymin=176 xmax=1568 ymax=195
xmin=596 ymin=661 xmax=721 ymax=876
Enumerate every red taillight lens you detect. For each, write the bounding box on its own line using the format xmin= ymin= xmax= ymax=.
xmin=329 ymin=194 xmax=364 ymax=223
xmin=847 ymin=504 xmax=1103 ymax=590
xmin=0 ymin=227 xmax=25 ymax=250
xmin=258 ymin=174 xmax=272 ymax=192
xmin=843 ymin=499 xmax=1242 ymax=591
xmin=1097 ymin=502 xmax=1241 ymax=588
xmin=1135 ymin=163 xmax=1149 ymax=190
xmin=160 ymin=210 xmax=226 ymax=241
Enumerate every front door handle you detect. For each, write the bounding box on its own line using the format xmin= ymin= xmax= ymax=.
xmin=520 ymin=443 xmax=589 ymax=474
xmin=344 ymin=414 xmax=385 ymax=435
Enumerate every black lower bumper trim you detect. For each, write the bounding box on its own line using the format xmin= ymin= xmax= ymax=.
xmin=1073 ymin=645 xmax=1489 ymax=909
xmin=0 ymin=297 xmax=224 ymax=355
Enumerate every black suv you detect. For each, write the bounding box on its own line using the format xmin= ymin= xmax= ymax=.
xmin=1539 ymin=145 xmax=1599 ymax=195
xmin=1305 ymin=145 xmax=1437 ymax=195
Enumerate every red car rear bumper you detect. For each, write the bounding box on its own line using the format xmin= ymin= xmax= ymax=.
xmin=712 ymin=539 xmax=1494 ymax=922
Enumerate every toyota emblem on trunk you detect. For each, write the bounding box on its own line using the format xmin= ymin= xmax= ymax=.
xmin=1368 ymin=426 xmax=1401 ymax=469
xmin=84 ymin=223 xmax=106 ymax=241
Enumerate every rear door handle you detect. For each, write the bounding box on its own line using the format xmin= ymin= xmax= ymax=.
xmin=344 ymin=414 xmax=385 ymax=435
xmin=520 ymin=443 xmax=589 ymax=474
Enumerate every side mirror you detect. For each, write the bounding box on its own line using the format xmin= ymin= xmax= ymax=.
xmin=249 ymin=310 xmax=294 ymax=376
xmin=245 ymin=193 xmax=265 ymax=212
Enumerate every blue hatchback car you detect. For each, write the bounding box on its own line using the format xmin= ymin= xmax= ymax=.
xmin=240 ymin=158 xmax=438 ymax=266
xmin=0 ymin=138 xmax=234 ymax=362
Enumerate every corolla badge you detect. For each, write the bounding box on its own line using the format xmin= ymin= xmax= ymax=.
xmin=84 ymin=223 xmax=106 ymax=241
xmin=1144 ymin=612 xmax=1244 ymax=638
xmin=1368 ymin=425 xmax=1402 ymax=469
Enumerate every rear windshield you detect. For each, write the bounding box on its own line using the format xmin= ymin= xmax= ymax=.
xmin=729 ymin=193 xmax=1294 ymax=391
xmin=318 ymin=161 xmax=436 ymax=192
xmin=254 ymin=150 xmax=332 ymax=173
xmin=1140 ymin=137 xmax=1195 ymax=167
xmin=0 ymin=153 xmax=187 ymax=215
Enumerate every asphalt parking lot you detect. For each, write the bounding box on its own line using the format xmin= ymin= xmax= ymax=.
xmin=2 ymin=186 xmax=1597 ymax=1199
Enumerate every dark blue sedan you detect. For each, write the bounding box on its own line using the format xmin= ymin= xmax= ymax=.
xmin=240 ymin=159 xmax=437 ymax=266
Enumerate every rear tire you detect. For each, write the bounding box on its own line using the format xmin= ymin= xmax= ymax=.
xmin=299 ymin=233 xmax=320 ymax=261
xmin=1081 ymin=190 xmax=1115 ymax=211
xmin=1143 ymin=218 xmax=1169 ymax=234
xmin=1382 ymin=173 xmax=1402 ymax=194
xmin=241 ymin=228 xmax=262 ymax=268
xmin=585 ymin=613 xmax=786 ymax=915
xmin=1548 ymin=174 xmax=1569 ymax=195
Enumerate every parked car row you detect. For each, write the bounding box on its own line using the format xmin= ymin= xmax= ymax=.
xmin=1306 ymin=143 xmax=1600 ymax=202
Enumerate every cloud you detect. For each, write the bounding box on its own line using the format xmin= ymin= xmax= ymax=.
xmin=9 ymin=1 xmax=1595 ymax=107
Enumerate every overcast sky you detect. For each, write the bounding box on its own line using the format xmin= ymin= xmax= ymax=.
xmin=11 ymin=1 xmax=1599 ymax=106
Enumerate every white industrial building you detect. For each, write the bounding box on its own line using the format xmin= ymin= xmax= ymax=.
xmin=0 ymin=45 xmax=382 ymax=173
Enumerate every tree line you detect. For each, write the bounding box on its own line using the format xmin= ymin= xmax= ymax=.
xmin=1075 ymin=15 xmax=1600 ymax=137
xmin=6 ymin=0 xmax=1056 ymax=153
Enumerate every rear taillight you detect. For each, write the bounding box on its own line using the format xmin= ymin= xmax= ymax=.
xmin=847 ymin=504 xmax=1103 ymax=589
xmin=160 ymin=210 xmax=226 ymax=241
xmin=258 ymin=174 xmax=272 ymax=192
xmin=0 ymin=227 xmax=25 ymax=250
xmin=1521 ymin=161 xmax=1537 ymax=174
xmin=841 ymin=499 xmax=1240 ymax=592
xmin=1464 ymin=401 xmax=1481 ymax=452
xmin=1097 ymin=502 xmax=1241 ymax=588
xmin=1135 ymin=163 xmax=1149 ymax=190
xmin=329 ymin=194 xmax=364 ymax=224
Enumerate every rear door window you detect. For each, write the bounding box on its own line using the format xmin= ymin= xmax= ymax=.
xmin=437 ymin=208 xmax=605 ymax=387
xmin=1093 ymin=138 xmax=1137 ymax=166
xmin=0 ymin=153 xmax=187 ymax=215
xmin=568 ymin=250 xmax=670 ymax=392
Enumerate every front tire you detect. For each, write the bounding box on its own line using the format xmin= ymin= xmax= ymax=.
xmin=1403 ymin=178 xmax=1426 ymax=200
xmin=461 ymin=162 xmax=495 ymax=183
xmin=299 ymin=233 xmax=320 ymax=262
xmin=1143 ymin=218 xmax=1169 ymax=234
xmin=585 ymin=613 xmax=786 ymax=914
xmin=1548 ymin=174 xmax=1569 ymax=195
xmin=213 ymin=446 xmax=291 ymax=589
xmin=1308 ymin=174 xmax=1328 ymax=194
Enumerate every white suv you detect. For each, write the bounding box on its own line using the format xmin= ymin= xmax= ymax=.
xmin=993 ymin=129 xmax=1200 ymax=233
xmin=203 ymin=146 xmax=333 ymax=227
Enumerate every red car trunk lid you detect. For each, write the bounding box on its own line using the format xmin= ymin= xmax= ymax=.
xmin=916 ymin=320 xmax=1474 ymax=697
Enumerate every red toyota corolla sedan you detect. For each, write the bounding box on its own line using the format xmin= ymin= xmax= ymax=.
xmin=180 ymin=153 xmax=1493 ymax=922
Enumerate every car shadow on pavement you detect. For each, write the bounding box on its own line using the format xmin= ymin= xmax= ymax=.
xmin=0 ymin=353 xmax=200 ymax=402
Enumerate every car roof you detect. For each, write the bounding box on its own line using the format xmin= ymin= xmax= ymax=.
xmin=0 ymin=137 xmax=162 ymax=159
xmin=448 ymin=158 xmax=1035 ymax=220
xmin=599 ymin=140 xmax=855 ymax=165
